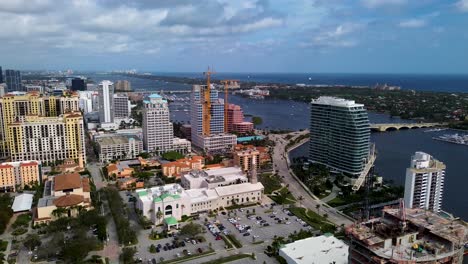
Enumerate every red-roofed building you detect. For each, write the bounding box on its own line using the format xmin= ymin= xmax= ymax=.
xmin=0 ymin=160 xmax=42 ymax=192
xmin=162 ymin=156 xmax=205 ymax=178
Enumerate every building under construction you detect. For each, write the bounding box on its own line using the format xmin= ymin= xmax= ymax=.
xmin=346 ymin=207 xmax=467 ymax=263
xmin=190 ymin=71 xmax=237 ymax=153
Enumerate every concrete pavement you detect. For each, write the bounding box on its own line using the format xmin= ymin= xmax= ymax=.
xmin=268 ymin=131 xmax=353 ymax=227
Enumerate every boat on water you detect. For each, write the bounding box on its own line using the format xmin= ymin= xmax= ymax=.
xmin=433 ymin=133 xmax=468 ymax=146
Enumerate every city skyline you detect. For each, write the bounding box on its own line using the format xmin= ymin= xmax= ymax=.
xmin=0 ymin=1 xmax=467 ymax=74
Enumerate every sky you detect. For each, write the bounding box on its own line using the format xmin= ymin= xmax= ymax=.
xmin=1 ymin=0 xmax=468 ymax=74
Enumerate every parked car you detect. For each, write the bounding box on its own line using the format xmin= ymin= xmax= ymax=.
xmin=243 ymin=232 xmax=250 ymax=236
xmin=197 ymin=248 xmax=203 ymax=253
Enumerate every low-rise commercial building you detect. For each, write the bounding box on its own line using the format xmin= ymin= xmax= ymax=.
xmin=279 ymin=234 xmax=348 ymax=264
xmin=106 ymin=161 xmax=135 ymax=178
xmin=95 ymin=135 xmax=143 ymax=163
xmin=136 ymin=166 xmax=263 ymax=226
xmin=181 ymin=167 xmax=248 ymax=190
xmin=161 ymin=156 xmax=204 ymax=178
xmin=0 ymin=160 xmax=42 ymax=192
xmin=35 ymin=173 xmax=92 ymax=225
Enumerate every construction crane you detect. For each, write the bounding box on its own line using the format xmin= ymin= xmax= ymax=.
xmin=202 ymin=68 xmax=214 ymax=136
xmin=221 ymin=80 xmax=239 ymax=133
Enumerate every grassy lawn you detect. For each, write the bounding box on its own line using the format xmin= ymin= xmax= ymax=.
xmin=225 ymin=234 xmax=243 ymax=248
xmin=327 ymin=194 xmax=361 ymax=207
xmin=201 ymin=253 xmax=253 ymax=264
xmin=0 ymin=240 xmax=7 ymax=251
xmin=288 ymin=207 xmax=336 ymax=233
xmin=258 ymin=173 xmax=282 ymax=194
xmin=12 ymin=213 xmax=32 ymax=229
xmin=160 ymin=248 xmax=215 ymax=264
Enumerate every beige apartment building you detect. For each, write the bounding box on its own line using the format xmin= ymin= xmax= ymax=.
xmin=0 ymin=160 xmax=41 ymax=192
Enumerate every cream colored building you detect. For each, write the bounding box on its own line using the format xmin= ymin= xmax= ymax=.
xmin=233 ymin=147 xmax=260 ymax=173
xmin=162 ymin=156 xmax=204 ymax=178
xmin=0 ymin=91 xmax=80 ymax=158
xmin=35 ymin=173 xmax=91 ymax=225
xmin=0 ymin=160 xmax=42 ymax=191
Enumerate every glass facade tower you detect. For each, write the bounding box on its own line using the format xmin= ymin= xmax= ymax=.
xmin=309 ymin=96 xmax=370 ymax=176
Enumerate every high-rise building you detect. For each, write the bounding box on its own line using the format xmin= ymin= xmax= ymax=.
xmin=71 ymin=78 xmax=85 ymax=91
xmin=309 ymin=96 xmax=370 ymax=177
xmin=5 ymin=69 xmax=22 ymax=92
xmin=115 ymin=80 xmax=131 ymax=91
xmin=190 ymin=85 xmax=236 ymax=153
xmin=0 ymin=92 xmax=81 ymax=158
xmin=143 ymin=94 xmax=191 ymax=154
xmin=404 ymin=152 xmax=445 ymax=213
xmin=226 ymin=104 xmax=254 ymax=134
xmin=98 ymin=80 xmax=114 ymax=124
xmin=0 ymin=66 xmax=3 ymax=84
xmin=113 ymin=94 xmax=130 ymax=118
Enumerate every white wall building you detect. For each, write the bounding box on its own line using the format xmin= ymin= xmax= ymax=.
xmin=136 ymin=167 xmax=263 ymax=226
xmin=95 ymin=135 xmax=143 ymax=163
xmin=404 ymin=151 xmax=445 ymax=213
xmin=78 ymin=91 xmax=99 ymax=113
xmin=143 ymin=94 xmax=190 ymax=154
xmin=190 ymin=85 xmax=236 ymax=153
xmin=98 ymin=80 xmax=114 ymax=124
xmin=279 ymin=234 xmax=348 ymax=264
xmin=181 ymin=167 xmax=248 ymax=189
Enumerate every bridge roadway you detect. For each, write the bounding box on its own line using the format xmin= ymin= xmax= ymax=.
xmin=370 ymin=122 xmax=446 ymax=132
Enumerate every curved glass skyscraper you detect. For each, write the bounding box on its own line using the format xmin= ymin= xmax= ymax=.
xmin=309 ymin=97 xmax=370 ymax=177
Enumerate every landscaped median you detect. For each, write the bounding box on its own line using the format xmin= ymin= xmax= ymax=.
xmin=201 ymin=253 xmax=254 ymax=264
xmin=288 ymin=206 xmax=336 ymax=233
xmin=225 ymin=234 xmax=243 ymax=248
xmin=159 ymin=248 xmax=215 ymax=264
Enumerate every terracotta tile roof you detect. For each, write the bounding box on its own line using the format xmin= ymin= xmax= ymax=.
xmin=53 ymin=194 xmax=84 ymax=207
xmin=107 ymin=164 xmax=118 ymax=172
xmin=20 ymin=161 xmax=38 ymax=167
xmin=191 ymin=156 xmax=204 ymax=161
xmin=82 ymin=178 xmax=90 ymax=192
xmin=0 ymin=164 xmax=14 ymax=169
xmin=54 ymin=173 xmax=82 ymax=191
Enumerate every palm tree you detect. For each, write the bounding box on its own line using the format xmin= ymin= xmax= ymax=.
xmin=297 ymin=196 xmax=304 ymax=207
xmin=51 ymin=207 xmax=67 ymax=219
xmin=156 ymin=210 xmax=163 ymax=224
xmin=315 ymin=204 xmax=321 ymax=214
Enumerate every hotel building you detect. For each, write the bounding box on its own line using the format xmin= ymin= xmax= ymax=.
xmin=404 ymin=152 xmax=445 ymax=213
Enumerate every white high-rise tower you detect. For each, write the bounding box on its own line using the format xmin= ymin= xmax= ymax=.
xmin=404 ymin=151 xmax=445 ymax=212
xmin=98 ymin=80 xmax=114 ymax=124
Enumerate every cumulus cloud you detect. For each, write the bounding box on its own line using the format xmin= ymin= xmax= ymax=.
xmin=302 ymin=23 xmax=364 ymax=48
xmin=456 ymin=0 xmax=468 ymax=12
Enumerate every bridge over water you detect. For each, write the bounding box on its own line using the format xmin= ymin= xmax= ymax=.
xmin=370 ymin=122 xmax=446 ymax=132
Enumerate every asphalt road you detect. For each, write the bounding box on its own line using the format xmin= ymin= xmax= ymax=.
xmin=268 ymin=131 xmax=353 ymax=227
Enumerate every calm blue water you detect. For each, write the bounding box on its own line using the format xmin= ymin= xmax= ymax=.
xmin=84 ymin=72 xmax=468 ymax=93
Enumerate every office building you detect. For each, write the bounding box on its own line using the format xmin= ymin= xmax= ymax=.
xmin=35 ymin=173 xmax=92 ymax=225
xmin=98 ymin=80 xmax=114 ymax=124
xmin=115 ymin=80 xmax=131 ymax=91
xmin=346 ymin=207 xmax=467 ymax=263
xmin=279 ymin=234 xmax=348 ymax=264
xmin=226 ymin=104 xmax=254 ymax=134
xmin=309 ymin=96 xmax=370 ymax=177
xmin=95 ymin=135 xmax=143 ymax=163
xmin=0 ymin=66 xmax=3 ymax=84
xmin=0 ymin=92 xmax=81 ymax=158
xmin=113 ymin=94 xmax=130 ymax=118
xmin=5 ymin=69 xmax=22 ymax=92
xmin=143 ymin=94 xmax=191 ymax=154
xmin=404 ymin=152 xmax=445 ymax=213
xmin=71 ymin=78 xmax=85 ymax=91
xmin=0 ymin=84 xmax=6 ymax=97
xmin=190 ymin=85 xmax=236 ymax=153
xmin=0 ymin=160 xmax=42 ymax=192
xmin=78 ymin=90 xmax=99 ymax=113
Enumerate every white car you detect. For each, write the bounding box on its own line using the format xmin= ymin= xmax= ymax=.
xmin=286 ymin=222 xmax=291 ymax=225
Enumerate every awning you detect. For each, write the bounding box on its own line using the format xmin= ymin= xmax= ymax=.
xmin=12 ymin=193 xmax=34 ymax=212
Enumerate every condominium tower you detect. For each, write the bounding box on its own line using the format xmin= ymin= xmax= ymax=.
xmin=404 ymin=152 xmax=445 ymax=212
xmin=115 ymin=80 xmax=131 ymax=91
xmin=190 ymin=85 xmax=236 ymax=153
xmin=98 ymin=80 xmax=114 ymax=124
xmin=0 ymin=92 xmax=85 ymax=164
xmin=113 ymin=94 xmax=130 ymax=119
xmin=309 ymin=96 xmax=370 ymax=176
xmin=143 ymin=94 xmax=190 ymax=154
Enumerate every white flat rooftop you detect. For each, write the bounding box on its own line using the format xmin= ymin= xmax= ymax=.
xmin=12 ymin=193 xmax=34 ymax=212
xmin=214 ymin=182 xmax=264 ymax=197
xmin=311 ymin=96 xmax=363 ymax=108
xmin=185 ymin=188 xmax=218 ymax=203
xmin=279 ymin=235 xmax=348 ymax=264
